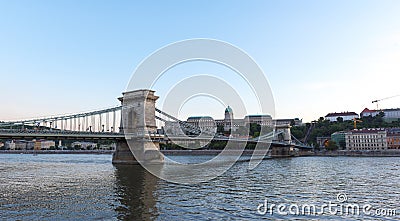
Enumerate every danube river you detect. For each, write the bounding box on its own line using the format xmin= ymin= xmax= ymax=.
xmin=0 ymin=154 xmax=399 ymax=220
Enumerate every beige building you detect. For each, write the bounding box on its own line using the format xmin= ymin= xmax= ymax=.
xmin=34 ymin=140 xmax=56 ymax=150
xmin=274 ymin=118 xmax=303 ymax=126
xmin=345 ymin=128 xmax=387 ymax=151
xmin=244 ymin=114 xmax=273 ymax=127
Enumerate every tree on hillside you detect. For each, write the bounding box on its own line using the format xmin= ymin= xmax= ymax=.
xmin=291 ymin=125 xmax=307 ymax=140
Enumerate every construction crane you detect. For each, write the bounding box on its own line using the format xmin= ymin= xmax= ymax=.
xmin=372 ymin=95 xmax=400 ymax=110
xmin=353 ymin=118 xmax=362 ymax=129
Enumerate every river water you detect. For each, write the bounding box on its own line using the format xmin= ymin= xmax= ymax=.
xmin=0 ymin=154 xmax=399 ymax=220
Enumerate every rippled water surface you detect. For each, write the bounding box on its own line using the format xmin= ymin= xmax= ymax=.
xmin=0 ymin=154 xmax=399 ymax=220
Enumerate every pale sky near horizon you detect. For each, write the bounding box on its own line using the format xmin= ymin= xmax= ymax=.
xmin=1 ymin=0 xmax=400 ymax=122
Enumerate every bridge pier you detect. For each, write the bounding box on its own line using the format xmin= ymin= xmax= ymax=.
xmin=270 ymin=145 xmax=293 ymax=157
xmin=112 ymin=89 xmax=164 ymax=165
xmin=113 ymin=139 xmax=138 ymax=164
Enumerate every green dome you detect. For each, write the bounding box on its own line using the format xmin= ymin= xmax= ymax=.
xmin=225 ymin=106 xmax=233 ymax=113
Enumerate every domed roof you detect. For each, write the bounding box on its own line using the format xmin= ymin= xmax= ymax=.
xmin=225 ymin=106 xmax=233 ymax=113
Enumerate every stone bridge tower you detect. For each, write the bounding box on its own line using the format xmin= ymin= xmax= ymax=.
xmin=270 ymin=124 xmax=293 ymax=157
xmin=112 ymin=89 xmax=163 ymax=164
xmin=273 ymin=124 xmax=292 ymax=143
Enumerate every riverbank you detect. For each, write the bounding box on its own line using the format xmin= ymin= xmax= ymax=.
xmin=313 ymin=150 xmax=400 ymax=157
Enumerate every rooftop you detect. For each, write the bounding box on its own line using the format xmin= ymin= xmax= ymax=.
xmin=245 ymin=114 xmax=272 ymax=118
xmin=361 ymin=108 xmax=377 ymax=113
xmin=325 ymin=112 xmax=358 ymax=117
xmin=361 ymin=108 xmax=400 ymax=113
xmin=387 ymin=128 xmax=400 ymax=135
xmin=187 ymin=116 xmax=214 ymax=120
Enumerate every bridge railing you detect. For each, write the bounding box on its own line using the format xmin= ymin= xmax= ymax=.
xmin=0 ymin=106 xmax=123 ymax=133
xmin=0 ymin=128 xmax=122 ymax=136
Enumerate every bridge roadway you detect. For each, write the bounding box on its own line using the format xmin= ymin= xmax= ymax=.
xmin=0 ymin=129 xmax=312 ymax=149
xmin=162 ymin=136 xmax=312 ymax=149
xmin=0 ymin=129 xmax=275 ymax=143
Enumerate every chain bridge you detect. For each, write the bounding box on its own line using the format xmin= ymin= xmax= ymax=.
xmin=0 ymin=89 xmax=312 ymax=164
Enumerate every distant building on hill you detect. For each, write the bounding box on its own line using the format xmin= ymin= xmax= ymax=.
xmin=164 ymin=106 xmax=300 ymax=136
xmin=275 ymin=118 xmax=303 ymax=126
xmin=325 ymin=112 xmax=359 ymax=122
xmin=244 ymin=114 xmax=273 ymax=127
xmin=187 ymin=116 xmax=217 ymax=134
xmin=360 ymin=108 xmax=400 ymax=122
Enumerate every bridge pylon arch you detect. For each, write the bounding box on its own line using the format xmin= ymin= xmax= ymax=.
xmin=112 ymin=89 xmax=163 ymax=164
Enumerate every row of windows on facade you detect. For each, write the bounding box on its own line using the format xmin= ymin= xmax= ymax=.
xmin=343 ymin=128 xmax=400 ymax=151
xmin=348 ymin=139 xmax=385 ymax=143
xmin=349 ymin=134 xmax=385 ymax=139
xmin=347 ymin=143 xmax=385 ymax=147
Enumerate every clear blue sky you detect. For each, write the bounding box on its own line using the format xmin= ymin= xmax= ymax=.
xmin=1 ymin=0 xmax=400 ymax=122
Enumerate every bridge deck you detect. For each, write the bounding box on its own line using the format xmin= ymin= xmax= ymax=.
xmin=0 ymin=129 xmax=313 ymax=149
xmin=0 ymin=129 xmax=124 ymax=140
